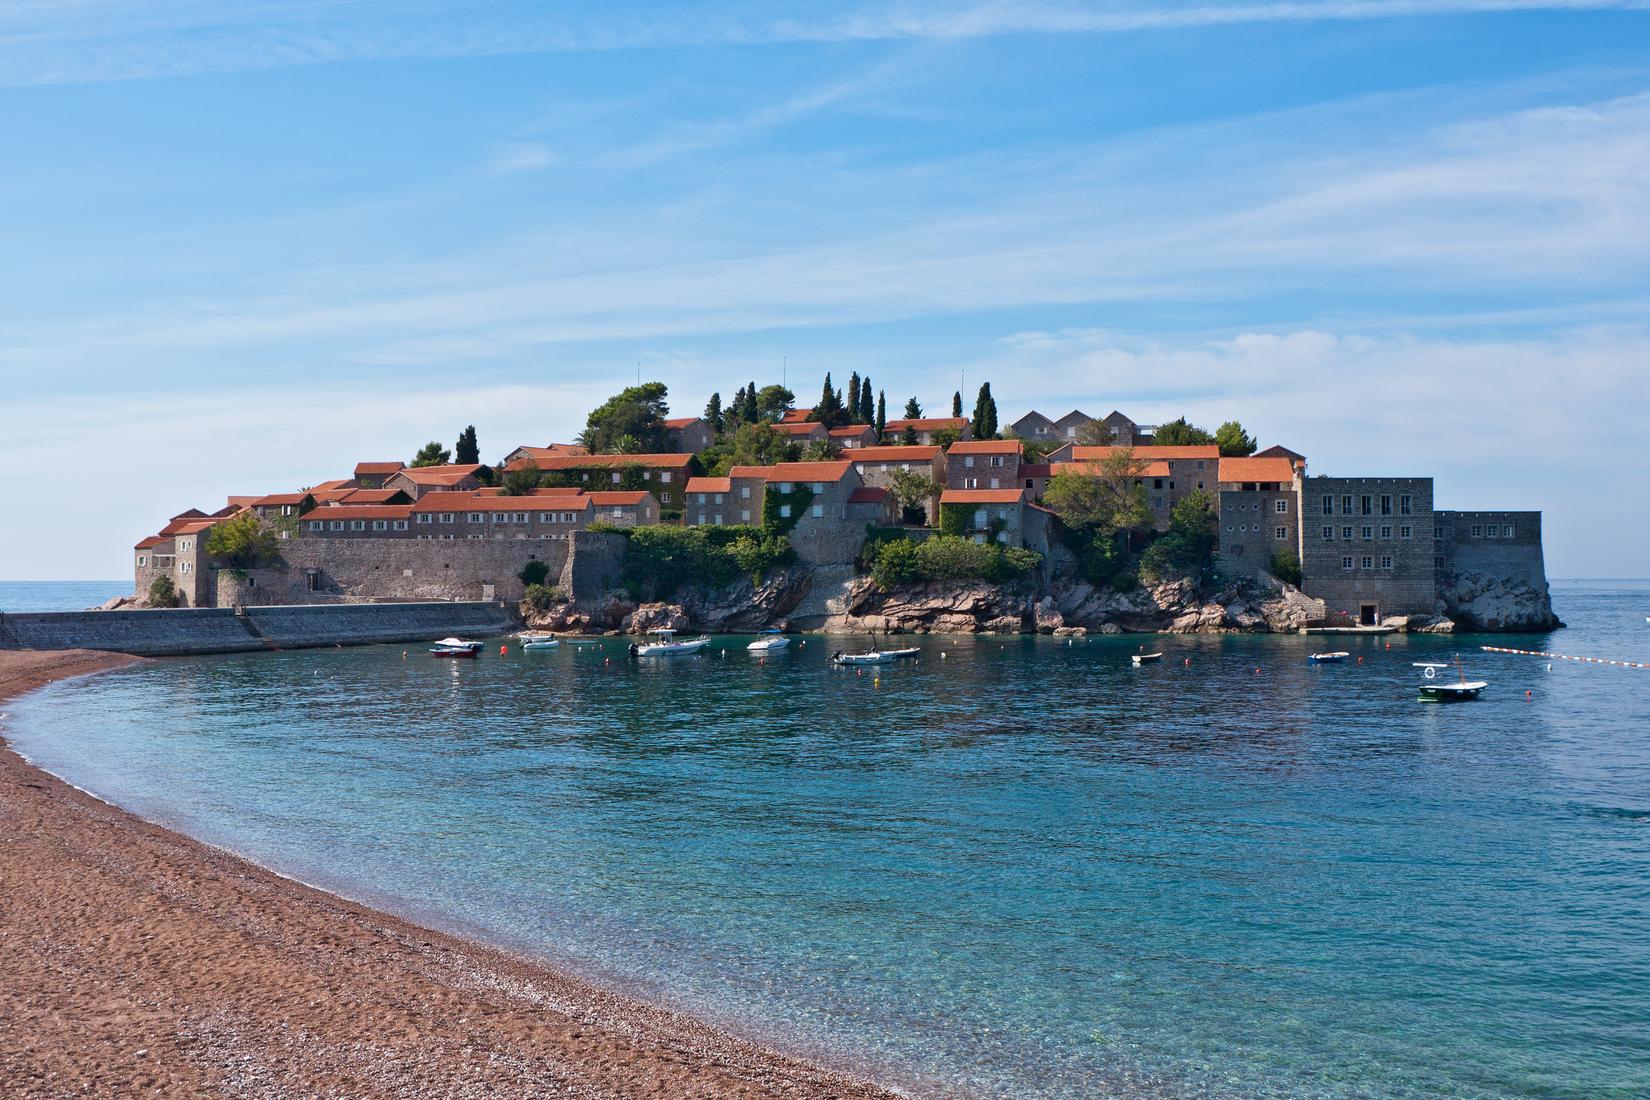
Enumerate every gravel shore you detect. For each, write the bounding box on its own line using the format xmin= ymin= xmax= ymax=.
xmin=0 ymin=648 xmax=907 ymax=1099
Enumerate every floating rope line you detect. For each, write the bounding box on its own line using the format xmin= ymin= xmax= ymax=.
xmin=1480 ymin=646 xmax=1650 ymax=670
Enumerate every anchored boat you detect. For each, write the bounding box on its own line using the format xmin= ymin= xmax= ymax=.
xmin=629 ymin=629 xmax=711 ymax=657
xmin=831 ymin=645 xmax=919 ymax=665
xmin=1309 ymin=651 xmax=1350 ymax=663
xmin=521 ymin=636 xmax=560 ymax=650
xmin=429 ymin=637 xmax=484 ymax=658
xmin=1131 ymin=651 xmax=1163 ymax=666
xmin=747 ymin=630 xmax=790 ymax=653
xmin=1414 ymin=658 xmax=1488 ymax=702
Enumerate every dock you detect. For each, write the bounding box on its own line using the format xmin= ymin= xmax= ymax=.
xmin=1299 ymin=626 xmax=1397 ymax=636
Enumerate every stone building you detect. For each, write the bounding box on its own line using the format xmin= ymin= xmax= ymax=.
xmin=249 ymin=492 xmax=315 ymax=521
xmin=1047 ymin=445 xmax=1221 ymax=530
xmin=1298 ymin=476 xmax=1436 ymax=625
xmin=771 ymin=420 xmax=828 ymax=445
xmin=353 ymin=461 xmax=405 ymax=489
xmin=844 ymin=445 xmax=946 ymax=524
xmin=385 ymin=464 xmax=486 ymax=500
xmin=882 ymin=416 xmax=972 ymax=445
xmin=663 ymin=417 xmax=715 ymax=454
xmin=944 ymin=439 xmax=1023 ymax=491
xmin=500 ymin=452 xmax=694 ymax=514
xmin=939 ymin=487 xmax=1030 ymax=545
xmin=724 ymin=460 xmax=871 ymax=565
xmin=301 ymin=504 xmax=417 ymax=537
xmin=1215 ymin=456 xmax=1303 ymax=576
xmin=585 ymin=491 xmax=659 ymax=527
xmin=1433 ymin=510 xmax=1557 ymax=629
xmin=829 ymin=424 xmax=878 ymax=449
xmin=1009 ymin=409 xmax=1152 ymax=445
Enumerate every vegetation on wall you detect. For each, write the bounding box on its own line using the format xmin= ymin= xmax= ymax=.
xmin=1270 ymin=546 xmax=1303 ymax=587
xmin=1139 ymin=490 xmax=1219 ymax=585
xmin=605 ymin=524 xmax=795 ymax=600
xmin=871 ymin=534 xmax=1039 ymax=590
xmin=204 ymin=512 xmax=285 ymax=570
xmin=884 ymin=467 xmax=939 ymax=525
xmin=761 ymin=483 xmax=815 ymax=537
xmin=146 ymin=575 xmax=178 ymax=608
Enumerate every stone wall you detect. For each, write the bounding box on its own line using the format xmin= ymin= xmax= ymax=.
xmin=1219 ymin=488 xmax=1299 ymax=576
xmin=1435 ymin=510 xmax=1559 ymax=630
xmin=559 ymin=529 xmax=628 ymax=605
xmin=207 ymin=538 xmax=570 ymax=607
xmin=1299 ymin=477 xmax=1436 ymax=621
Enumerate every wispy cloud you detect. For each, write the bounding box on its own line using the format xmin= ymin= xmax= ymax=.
xmin=2 ymin=1 xmax=1647 ymax=87
xmin=486 ymin=142 xmax=556 ymax=175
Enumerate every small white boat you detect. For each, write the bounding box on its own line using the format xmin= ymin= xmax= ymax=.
xmin=1309 ymin=651 xmax=1350 ymax=663
xmin=1131 ymin=652 xmax=1163 ymax=666
xmin=630 ymin=629 xmax=711 ymax=657
xmin=1414 ymin=661 xmax=1488 ymax=702
xmin=521 ymin=637 xmax=560 ymax=650
xmin=562 ymin=636 xmax=603 ymax=645
xmin=831 ymin=647 xmax=919 ymax=665
xmin=516 ymin=630 xmax=557 ymax=642
xmin=431 ymin=637 xmax=484 ymax=653
xmin=747 ymin=633 xmax=790 ymax=652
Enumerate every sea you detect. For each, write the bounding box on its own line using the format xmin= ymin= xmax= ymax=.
xmin=3 ymin=578 xmax=1648 ymax=1098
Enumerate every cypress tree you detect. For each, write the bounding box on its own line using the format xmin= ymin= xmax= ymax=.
xmin=902 ymin=396 xmax=923 ymax=420
xmin=951 ymin=391 xmax=962 ymax=418
xmin=859 ymin=377 xmax=873 ymax=423
xmin=746 ymin=381 xmax=759 ymax=421
xmin=812 ymin=372 xmax=844 ymax=427
xmin=455 ymin=425 xmax=479 ymax=466
xmin=875 ymin=391 xmax=886 ymax=439
xmin=705 ymin=392 xmax=724 ymax=433
xmin=972 ymin=382 xmax=999 ymax=439
xmin=846 ymin=371 xmax=863 ymax=423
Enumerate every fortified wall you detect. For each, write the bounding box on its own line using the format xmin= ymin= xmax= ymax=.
xmin=208 ymin=538 xmax=571 ymax=607
xmin=1434 ymin=511 xmax=1560 ymax=630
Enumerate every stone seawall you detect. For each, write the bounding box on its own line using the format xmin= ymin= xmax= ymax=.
xmin=0 ymin=602 xmax=514 ymax=657
xmin=1435 ymin=511 xmax=1560 ymax=630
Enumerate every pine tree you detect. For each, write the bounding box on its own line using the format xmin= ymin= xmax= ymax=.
xmin=875 ymin=391 xmax=886 ymax=439
xmin=903 ymin=396 xmax=923 ymax=420
xmin=811 ymin=372 xmax=845 ymax=427
xmin=455 ymin=425 xmax=479 ymax=465
xmin=744 ymin=381 xmax=759 ymax=421
xmin=859 ymin=377 xmax=873 ymax=423
xmin=846 ymin=371 xmax=863 ymax=423
xmin=705 ymin=392 xmax=724 ymax=433
xmin=951 ymin=391 xmax=962 ymax=418
xmin=971 ymin=382 xmax=998 ymax=440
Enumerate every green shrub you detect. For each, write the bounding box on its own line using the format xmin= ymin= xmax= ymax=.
xmin=517 ymin=559 xmax=551 ymax=587
xmin=146 ymin=575 xmax=178 ymax=608
xmin=1270 ymin=546 xmax=1302 ymax=587
xmin=619 ymin=524 xmax=793 ymax=599
xmin=872 ymin=538 xmax=922 ymax=589
xmin=873 ymin=535 xmax=1039 ymax=589
xmin=522 ymin=583 xmax=560 ymax=612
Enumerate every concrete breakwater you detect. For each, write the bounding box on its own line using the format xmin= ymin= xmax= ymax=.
xmin=0 ymin=602 xmax=515 ymax=657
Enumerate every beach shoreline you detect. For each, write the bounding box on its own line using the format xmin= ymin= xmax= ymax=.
xmin=0 ymin=648 xmax=908 ymax=1099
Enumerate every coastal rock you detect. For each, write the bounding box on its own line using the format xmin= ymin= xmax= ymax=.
xmin=1033 ymin=597 xmax=1063 ymax=634
xmin=92 ymin=594 xmax=145 ymax=611
xmin=1440 ymin=571 xmax=1562 ymax=632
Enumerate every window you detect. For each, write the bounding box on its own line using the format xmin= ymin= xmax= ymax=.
xmin=611 ymin=472 xmax=622 ymax=484
xmin=1361 ymin=525 xmax=1373 ymax=540
xmin=1434 ymin=526 xmax=1444 ymax=539
xmin=1153 ymin=478 xmax=1164 ymax=489
xmin=137 ymin=555 xmax=147 ymax=566
xmin=372 ymin=520 xmax=387 ymax=531
xmin=777 ymin=482 xmax=792 ymax=493
xmin=741 ymin=509 xmax=751 ymax=522
xmin=1341 ymin=495 xmax=1353 ymax=514
xmin=1381 ymin=525 xmax=1392 ymax=539
xmin=1400 ymin=526 xmax=1412 ymax=539
xmin=1400 ymin=495 xmax=1412 ymax=515
xmin=1471 ymin=525 xmax=1483 ymax=537
xmin=741 ymin=486 xmax=750 ymax=498
xmin=417 ymin=513 xmax=432 ymax=524
xmin=811 ymin=482 xmax=824 ymax=493
xmin=440 ymin=513 xmax=454 ymax=524
xmin=713 ymin=493 xmax=723 ymax=504
xmin=516 ymin=512 xmax=528 ymax=523
xmin=1361 ymin=495 xmax=1373 ymax=516
xmin=779 ymin=504 xmax=792 ymax=518
xmin=965 ymin=477 xmax=979 ymax=489
xmin=1276 ymin=526 xmax=1289 ymax=540
xmin=964 ymin=456 xmax=975 ymax=468
xmin=660 ymin=472 xmax=672 ymax=484
xmin=811 ymin=504 xmax=823 ymax=518
xmin=1322 ymin=495 xmax=1334 ymax=515
xmin=1380 ymin=494 xmax=1392 ymax=516
xmin=1275 ymin=499 xmax=1288 ymax=514
xmin=309 ymin=521 xmax=324 ymax=532
xmin=1342 ymin=556 xmax=1353 ymax=571
xmin=1322 ymin=526 xmax=1333 ymax=540
xmin=1361 ymin=556 xmax=1373 ymax=569
xmin=492 ymin=513 xmax=505 ymax=524
xmin=181 ymin=561 xmax=192 ymax=573
xmin=468 ymin=512 xmax=483 ymax=523
xmin=1381 ymin=556 xmax=1393 ymax=570
xmin=330 ymin=521 xmax=344 ymax=531
xmin=1435 ymin=555 xmax=1445 ymax=569
xmin=714 ymin=514 xmax=723 ymax=525
xmin=350 ymin=520 xmax=365 ymax=531
xmin=974 ymin=508 xmax=988 ymax=527
xmin=393 ymin=520 xmax=408 ymax=531
xmin=1504 ymin=524 xmax=1516 ymax=538
xmin=660 ymin=493 xmax=672 ymax=504
xmin=991 ymin=455 xmax=1004 ymax=467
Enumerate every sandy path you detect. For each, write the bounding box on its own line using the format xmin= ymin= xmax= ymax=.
xmin=0 ymin=649 xmax=907 ymax=1100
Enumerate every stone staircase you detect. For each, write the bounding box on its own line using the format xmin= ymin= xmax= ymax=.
xmin=786 ymin=565 xmax=860 ymax=629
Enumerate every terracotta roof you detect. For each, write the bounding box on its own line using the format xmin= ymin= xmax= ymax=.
xmin=502 ymin=452 xmax=693 ymax=473
xmin=663 ymin=417 xmax=702 ymax=430
xmin=531 ymin=486 xmax=587 ymax=495
xmin=847 ymin=486 xmax=890 ymax=504
xmin=410 ymin=494 xmax=588 ymax=514
xmin=340 ymin=488 xmax=406 ymax=504
xmin=308 ymin=479 xmax=357 ymax=493
xmin=159 ymin=515 xmax=208 ymax=536
xmin=1065 ymin=445 xmax=1219 ymax=461
xmin=1256 ymin=444 xmax=1307 ymax=462
xmin=251 ymin=492 xmax=312 ymax=507
xmin=1218 ymin=457 xmax=1298 ymax=484
xmin=940 ymin=489 xmax=1027 ymax=504
xmin=311 ymin=489 xmax=357 ymax=504
xmin=209 ymin=505 xmax=243 ymax=517
xmin=828 ymin=425 xmax=874 ymax=437
xmin=507 ymin=444 xmax=588 ymax=464
xmin=846 ymin=445 xmax=941 ymax=462
xmin=728 ymin=461 xmax=855 ymax=482
xmin=173 ymin=519 xmax=219 ymax=535
xmin=686 ymin=477 xmax=733 ymax=493
xmin=1062 ymin=459 xmax=1172 ymax=478
xmin=169 ymin=508 xmax=207 ymax=521
xmin=354 ymin=461 xmax=405 ymax=476
xmin=134 ymin=535 xmax=166 ymax=550
xmin=771 ymin=421 xmax=826 ymax=436
xmin=587 ymin=491 xmax=650 ymax=506
xmin=779 ymin=408 xmax=813 ymax=423
xmin=301 ymin=505 xmax=416 ymax=522
xmin=947 ymin=439 xmax=1021 ymax=455
xmin=885 ymin=417 xmax=968 ymax=432
xmin=225 ymin=495 xmax=261 ymax=508
xmin=1020 ymin=463 xmax=1052 ymax=478
xmin=390 ymin=464 xmax=485 ymax=485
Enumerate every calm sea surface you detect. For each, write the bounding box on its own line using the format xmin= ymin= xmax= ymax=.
xmin=7 ymin=579 xmax=1650 ymax=1098
xmin=0 ymin=580 xmax=129 ymax=611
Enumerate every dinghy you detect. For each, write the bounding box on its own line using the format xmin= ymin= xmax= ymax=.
xmin=831 ymin=647 xmax=919 ymax=665
xmin=1414 ymin=659 xmax=1487 ymax=702
xmin=521 ymin=637 xmax=560 ymax=650
xmin=1131 ymin=652 xmax=1164 ymax=666
xmin=429 ymin=637 xmax=482 ymax=658
xmin=1308 ymin=651 xmax=1350 ymax=663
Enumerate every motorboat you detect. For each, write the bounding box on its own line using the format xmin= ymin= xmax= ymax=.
xmin=430 ymin=637 xmax=484 ymax=655
xmin=1414 ymin=660 xmax=1487 ymax=702
xmin=629 ymin=629 xmax=711 ymax=657
xmin=516 ymin=630 xmax=557 ymax=642
xmin=747 ymin=631 xmax=791 ymax=653
xmin=1309 ymin=651 xmax=1350 ymax=663
xmin=1131 ymin=651 xmax=1163 ymax=666
xmin=521 ymin=636 xmax=560 ymax=650
xmin=831 ymin=647 xmax=919 ymax=665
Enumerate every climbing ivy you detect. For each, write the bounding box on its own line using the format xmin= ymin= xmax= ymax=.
xmin=761 ymin=483 xmax=815 ymax=537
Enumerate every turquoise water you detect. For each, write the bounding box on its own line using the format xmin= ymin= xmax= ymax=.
xmin=7 ymin=581 xmax=1650 ymax=1098
xmin=0 ymin=580 xmax=130 ymax=611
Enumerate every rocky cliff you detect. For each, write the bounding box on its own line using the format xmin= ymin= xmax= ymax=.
xmin=1439 ymin=570 xmax=1563 ymax=631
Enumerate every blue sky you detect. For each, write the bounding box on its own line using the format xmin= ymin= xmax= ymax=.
xmin=1 ymin=1 xmax=1646 ymax=579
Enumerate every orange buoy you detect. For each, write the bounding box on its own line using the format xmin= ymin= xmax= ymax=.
xmin=500 ymin=645 xmax=508 ymax=655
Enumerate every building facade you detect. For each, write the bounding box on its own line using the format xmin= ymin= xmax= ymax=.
xmin=1298 ymin=477 xmax=1436 ymax=624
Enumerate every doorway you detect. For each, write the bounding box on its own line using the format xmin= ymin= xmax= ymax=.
xmin=1359 ymin=602 xmax=1378 ymax=626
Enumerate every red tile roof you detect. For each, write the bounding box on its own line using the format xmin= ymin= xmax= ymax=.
xmin=410 ymin=494 xmax=589 ymax=514
xmin=390 ymin=464 xmax=485 ymax=485
xmin=848 ymin=486 xmax=890 ymax=504
xmin=354 ymin=461 xmax=405 ymax=476
xmin=845 ymin=445 xmax=942 ymax=462
xmin=771 ymin=421 xmax=826 ymax=436
xmin=828 ymin=425 xmax=875 ymax=437
xmin=502 ymin=452 xmax=694 ymax=473
xmin=947 ymin=439 xmax=1022 ymax=455
xmin=686 ymin=477 xmax=733 ymax=493
xmin=1063 ymin=459 xmax=1173 ymax=478
xmin=663 ymin=417 xmax=702 ymax=429
xmin=779 ymin=408 xmax=813 ymax=423
xmin=311 ymin=489 xmax=357 ymax=504
xmin=886 ymin=417 xmax=968 ymax=432
xmin=134 ymin=535 xmax=166 ymax=550
xmin=940 ymin=489 xmax=1027 ymax=504
xmin=587 ymin=491 xmax=651 ymax=506
xmin=1065 ymin=445 xmax=1219 ymax=461
xmin=531 ymin=486 xmax=586 ymax=495
xmin=172 ymin=519 xmax=219 ymax=535
xmin=301 ymin=505 xmax=416 ymax=522
xmin=158 ymin=515 xmax=208 ymax=536
xmin=225 ymin=495 xmax=261 ymax=508
xmin=340 ymin=488 xmax=407 ymax=504
xmin=308 ymin=478 xmax=357 ymax=493
xmin=251 ymin=492 xmax=312 ymax=507
xmin=1020 ymin=463 xmax=1052 ymax=478
xmin=728 ymin=461 xmax=855 ymax=482
xmin=1218 ymin=457 xmax=1298 ymax=484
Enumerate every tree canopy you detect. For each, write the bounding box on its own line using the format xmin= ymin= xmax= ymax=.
xmin=754 ymin=384 xmax=795 ymax=422
xmin=579 ymin=382 xmax=671 ymax=454
xmin=205 ymin=512 xmax=283 ymax=569
xmin=1215 ymin=420 xmax=1257 ymax=457
xmin=703 ymin=421 xmax=799 ymax=475
xmin=502 ymin=464 xmax=542 ymax=496
xmin=875 ymin=391 xmax=886 ymax=438
xmin=971 ymin=382 xmax=998 ymax=440
xmin=858 ymin=377 xmax=874 ymax=424
xmin=902 ymin=396 xmax=923 ymax=420
xmin=1140 ymin=490 xmax=1219 ymax=584
xmin=808 ymin=373 xmax=847 ymax=427
xmin=454 ymin=425 xmax=479 ymax=466
xmin=704 ymin=392 xmax=724 ymax=433
xmin=411 ymin=441 xmax=450 ymax=467
xmin=1041 ymin=448 xmax=1154 ymax=546
xmin=1152 ymin=416 xmax=1215 ymax=447
xmin=951 ymin=391 xmax=963 ymax=417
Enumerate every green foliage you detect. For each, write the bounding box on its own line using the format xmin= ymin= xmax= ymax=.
xmin=761 ymin=483 xmax=815 ymax=537
xmin=518 ymin=558 xmax=551 ymax=587
xmin=579 ymin=382 xmax=671 ymax=454
xmin=539 ymin=464 xmax=650 ymax=493
xmin=938 ymin=502 xmax=970 ymax=537
xmin=902 ymin=396 xmax=923 ymax=420
xmin=455 ymin=425 xmax=479 ymax=466
xmin=846 ymin=371 xmax=863 ymax=423
xmin=800 ymin=438 xmax=842 ymax=462
xmin=875 ymin=391 xmax=886 ymax=438
xmin=901 ymin=425 xmax=919 ymax=446
xmin=473 ymin=464 xmax=497 ymax=486
xmin=1139 ymin=490 xmax=1219 ymax=585
xmin=872 ymin=535 xmax=1039 ymax=590
xmin=618 ymin=524 xmax=792 ymax=599
xmin=700 ymin=421 xmax=799 ymax=476
xmin=970 ymin=382 xmax=998 ymax=440
xmin=502 ymin=464 xmax=542 ymax=496
xmin=204 ymin=512 xmax=283 ymax=569
xmin=1152 ymin=416 xmax=1215 ymax=446
xmin=859 ymin=377 xmax=874 ymax=424
xmin=1042 ymin=455 xmax=1151 ymax=541
xmin=930 ymin=427 xmax=961 ymax=450
xmin=754 ymin=384 xmax=795 ymax=422
xmin=1011 ymin=432 xmax=1058 ymax=462
xmin=808 ymin=373 xmax=847 ymax=427
xmin=885 ymin=467 xmax=939 ymax=525
xmin=1270 ymin=546 xmax=1303 ymax=587
xmin=521 ymin=583 xmax=560 ymax=613
xmin=1215 ymin=420 xmax=1257 ymax=457
xmin=951 ymin=391 xmax=963 ymax=417
xmin=411 ymin=441 xmax=450 ymax=467
xmin=858 ymin=525 xmax=909 ymax=569
xmin=1075 ymin=418 xmax=1118 ymax=446
xmin=146 ymin=574 xmax=178 ymax=608
xmin=704 ymin=392 xmax=724 ymax=433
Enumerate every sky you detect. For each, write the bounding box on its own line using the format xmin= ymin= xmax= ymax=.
xmin=1 ymin=1 xmax=1646 ymax=580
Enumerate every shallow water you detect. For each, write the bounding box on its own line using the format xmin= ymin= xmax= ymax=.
xmin=8 ymin=579 xmax=1650 ymax=1098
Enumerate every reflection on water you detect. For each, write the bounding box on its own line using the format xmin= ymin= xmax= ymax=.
xmin=9 ymin=581 xmax=1650 ymax=1099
